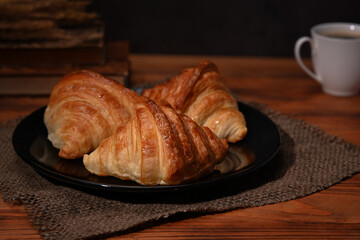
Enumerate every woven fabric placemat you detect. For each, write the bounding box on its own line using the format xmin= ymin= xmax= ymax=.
xmin=1 ymin=102 xmax=360 ymax=240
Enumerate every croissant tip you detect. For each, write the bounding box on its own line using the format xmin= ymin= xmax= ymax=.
xmin=59 ymin=144 xmax=80 ymax=159
xmin=221 ymin=138 xmax=229 ymax=148
xmin=225 ymin=126 xmax=248 ymax=143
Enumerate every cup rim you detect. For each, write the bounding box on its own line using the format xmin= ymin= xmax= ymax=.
xmin=311 ymin=22 xmax=360 ymax=42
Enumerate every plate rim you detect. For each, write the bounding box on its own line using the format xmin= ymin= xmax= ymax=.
xmin=12 ymin=102 xmax=280 ymax=193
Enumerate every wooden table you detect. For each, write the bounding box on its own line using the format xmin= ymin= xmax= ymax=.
xmin=1 ymin=55 xmax=359 ymax=239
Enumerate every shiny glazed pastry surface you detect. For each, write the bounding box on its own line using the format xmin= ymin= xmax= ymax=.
xmin=83 ymin=97 xmax=228 ymax=185
xmin=142 ymin=60 xmax=247 ymax=143
xmin=44 ymin=70 xmax=139 ymax=159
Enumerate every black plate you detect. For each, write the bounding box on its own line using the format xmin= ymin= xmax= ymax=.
xmin=12 ymin=102 xmax=280 ymax=193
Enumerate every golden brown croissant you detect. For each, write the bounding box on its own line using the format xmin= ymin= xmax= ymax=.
xmin=83 ymin=97 xmax=228 ymax=185
xmin=141 ymin=60 xmax=247 ymax=143
xmin=44 ymin=70 xmax=139 ymax=159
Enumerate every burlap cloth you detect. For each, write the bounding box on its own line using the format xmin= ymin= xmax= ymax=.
xmin=1 ymin=101 xmax=360 ymax=240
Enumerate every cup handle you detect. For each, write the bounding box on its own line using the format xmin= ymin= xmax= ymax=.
xmin=294 ymin=36 xmax=322 ymax=83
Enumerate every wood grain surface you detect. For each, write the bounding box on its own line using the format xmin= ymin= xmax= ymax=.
xmin=0 ymin=55 xmax=359 ymax=239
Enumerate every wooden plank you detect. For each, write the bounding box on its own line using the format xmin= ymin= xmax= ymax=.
xmin=0 ymin=55 xmax=359 ymax=239
xmin=0 ymin=42 xmax=130 ymax=94
xmin=1 ymin=175 xmax=359 ymax=239
xmin=0 ymin=46 xmax=105 ymax=65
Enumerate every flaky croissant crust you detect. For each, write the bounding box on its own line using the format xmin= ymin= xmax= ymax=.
xmin=44 ymin=70 xmax=139 ymax=159
xmin=83 ymin=97 xmax=228 ymax=185
xmin=142 ymin=60 xmax=247 ymax=143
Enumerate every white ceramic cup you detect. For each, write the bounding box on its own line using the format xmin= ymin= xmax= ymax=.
xmin=294 ymin=22 xmax=360 ymax=97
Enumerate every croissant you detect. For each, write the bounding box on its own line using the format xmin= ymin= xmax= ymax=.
xmin=83 ymin=97 xmax=228 ymax=185
xmin=142 ymin=60 xmax=247 ymax=143
xmin=44 ymin=70 xmax=139 ymax=159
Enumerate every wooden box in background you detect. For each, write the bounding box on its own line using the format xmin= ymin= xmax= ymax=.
xmin=0 ymin=41 xmax=130 ymax=95
xmin=0 ymin=0 xmax=130 ymax=94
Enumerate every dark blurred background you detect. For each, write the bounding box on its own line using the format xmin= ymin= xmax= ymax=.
xmin=92 ymin=0 xmax=360 ymax=57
